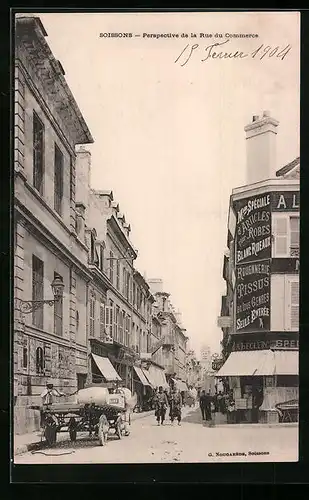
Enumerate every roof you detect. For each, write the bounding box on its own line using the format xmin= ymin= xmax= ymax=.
xmin=276 ymin=156 xmax=300 ymax=178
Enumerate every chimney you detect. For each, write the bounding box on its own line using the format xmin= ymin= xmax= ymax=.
xmin=244 ymin=111 xmax=279 ymax=184
xmin=75 ymin=146 xmax=91 ymax=218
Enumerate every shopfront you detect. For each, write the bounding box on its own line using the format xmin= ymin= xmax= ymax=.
xmin=133 ymin=365 xmax=152 ymax=410
xmin=89 ymin=338 xmax=135 ymax=390
xmin=216 ymin=337 xmax=298 ymax=423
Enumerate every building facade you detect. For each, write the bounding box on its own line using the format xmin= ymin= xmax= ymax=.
xmin=14 ymin=16 xmax=93 ymax=433
xmin=217 ymin=112 xmax=299 ymax=424
xmin=185 ymin=350 xmax=202 ymax=387
xmin=148 ymin=280 xmax=188 ymax=386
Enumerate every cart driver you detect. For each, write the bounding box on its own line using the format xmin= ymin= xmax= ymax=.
xmin=40 ymin=382 xmax=66 ymax=407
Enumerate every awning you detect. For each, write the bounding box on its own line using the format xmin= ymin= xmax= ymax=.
xmin=144 ymin=365 xmax=168 ymax=389
xmin=133 ymin=366 xmax=151 ymax=386
xmin=175 ymin=380 xmax=188 ymax=392
xmin=91 ymin=354 xmax=122 ymax=382
xmin=216 ymin=350 xmax=298 ymax=377
xmin=273 ymin=350 xmax=298 ymax=375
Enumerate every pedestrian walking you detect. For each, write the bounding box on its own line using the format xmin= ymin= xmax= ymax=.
xmin=153 ymin=386 xmax=169 ymax=425
xmin=169 ymin=387 xmax=182 ymax=425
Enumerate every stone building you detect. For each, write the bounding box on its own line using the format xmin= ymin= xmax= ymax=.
xmin=14 ymin=16 xmax=93 ymax=433
xmin=185 ymin=350 xmax=202 ymax=388
xmin=148 ymin=280 xmax=188 ymax=388
xmin=217 ymin=112 xmax=299 ymax=424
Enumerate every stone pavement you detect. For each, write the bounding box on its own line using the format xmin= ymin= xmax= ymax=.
xmin=14 ymin=406 xmax=298 ymax=464
xmin=13 ymin=409 xmax=154 ymax=456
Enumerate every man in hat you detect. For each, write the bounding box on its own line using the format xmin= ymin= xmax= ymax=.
xmin=40 ymin=382 xmax=66 ymax=428
xmin=153 ymin=386 xmax=169 ymax=425
xmin=40 ymin=382 xmax=66 ymax=406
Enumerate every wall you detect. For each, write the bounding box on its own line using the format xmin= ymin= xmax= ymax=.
xmin=22 ymin=80 xmax=73 ymax=231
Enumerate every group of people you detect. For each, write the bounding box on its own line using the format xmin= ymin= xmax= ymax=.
xmin=199 ymin=389 xmax=236 ymax=422
xmin=153 ymin=386 xmax=183 ymax=426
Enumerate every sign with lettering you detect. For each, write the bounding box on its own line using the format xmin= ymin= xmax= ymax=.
xmin=230 ymin=331 xmax=298 ymax=352
xmin=234 ymin=194 xmax=271 ymax=264
xmin=235 ymin=259 xmax=270 ymax=333
xmin=232 ymin=338 xmax=299 ymax=351
xmin=271 ymin=191 xmax=300 ymax=212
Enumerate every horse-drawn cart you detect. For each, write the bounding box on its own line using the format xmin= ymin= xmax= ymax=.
xmin=35 ymin=400 xmax=130 ymax=447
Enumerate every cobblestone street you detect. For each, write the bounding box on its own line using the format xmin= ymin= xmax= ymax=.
xmin=14 ymin=406 xmax=298 ymax=464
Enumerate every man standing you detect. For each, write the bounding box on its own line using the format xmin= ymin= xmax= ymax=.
xmin=40 ymin=382 xmax=66 ymax=406
xmin=169 ymin=387 xmax=182 ymax=425
xmin=153 ymin=386 xmax=169 ymax=426
xmin=199 ymin=390 xmax=207 ymax=421
xmin=40 ymin=382 xmax=66 ymax=428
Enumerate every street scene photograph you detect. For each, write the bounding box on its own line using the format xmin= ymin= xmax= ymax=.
xmin=12 ymin=10 xmax=299 ymax=466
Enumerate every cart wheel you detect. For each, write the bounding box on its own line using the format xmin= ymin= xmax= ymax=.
xmin=45 ymin=425 xmax=57 ymax=446
xmin=98 ymin=414 xmax=108 ymax=447
xmin=69 ymin=429 xmax=77 ymax=442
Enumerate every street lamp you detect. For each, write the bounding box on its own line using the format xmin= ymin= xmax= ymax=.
xmin=14 ymin=275 xmax=65 ymax=314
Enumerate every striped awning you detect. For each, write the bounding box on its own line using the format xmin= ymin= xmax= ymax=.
xmin=91 ymin=354 xmax=122 ymax=382
xmin=143 ymin=365 xmax=168 ymax=389
xmin=216 ymin=350 xmax=298 ymax=377
xmin=133 ymin=366 xmax=151 ymax=386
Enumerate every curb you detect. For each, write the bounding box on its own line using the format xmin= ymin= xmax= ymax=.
xmin=14 ymin=410 xmax=155 ymax=456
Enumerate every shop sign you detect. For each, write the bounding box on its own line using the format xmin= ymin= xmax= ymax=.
xmin=235 ymin=259 xmax=270 ymax=332
xmin=232 ymin=338 xmax=299 ymax=351
xmin=217 ymin=316 xmax=232 ymax=328
xmin=271 ymin=258 xmax=300 ymax=273
xmin=272 ymin=191 xmax=299 ymax=212
xmin=234 ymin=194 xmax=271 ymax=264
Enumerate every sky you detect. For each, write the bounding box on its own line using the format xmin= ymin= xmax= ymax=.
xmin=33 ymin=11 xmax=299 ymax=356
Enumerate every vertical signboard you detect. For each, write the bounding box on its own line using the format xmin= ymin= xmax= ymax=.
xmin=234 ymin=193 xmax=272 ymax=265
xmin=234 ymin=193 xmax=272 ymax=333
xmin=235 ymin=259 xmax=271 ymax=332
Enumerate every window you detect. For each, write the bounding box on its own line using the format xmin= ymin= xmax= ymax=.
xmin=119 ymin=309 xmax=124 ymax=344
xmin=22 ymin=346 xmax=28 ymax=369
xmin=32 ymin=255 xmax=44 ymax=329
xmin=109 ymin=251 xmax=114 ymax=283
xmin=126 ymin=272 xmax=130 ymax=300
xmin=77 ymin=374 xmax=86 ymax=391
xmin=36 ymin=346 xmax=44 ymax=374
xmin=285 ymin=276 xmax=299 ymax=331
xmin=133 ymin=282 xmax=136 ymax=308
xmin=100 ymin=301 xmax=105 ymax=338
xmin=109 ymin=300 xmax=113 ymax=338
xmin=116 ymin=260 xmax=120 ymax=290
xmin=70 ymin=156 xmax=75 ymax=202
xmin=89 ymin=293 xmax=96 ymax=337
xmin=115 ymin=305 xmax=120 ymax=341
xmin=122 ymin=268 xmax=127 ymax=296
xmin=76 ymin=310 xmax=80 ymax=332
xmin=105 ymin=303 xmax=111 ymax=337
xmin=54 ymin=272 xmax=63 ymax=336
xmin=54 ymin=144 xmax=64 ymax=215
xmin=99 ymin=245 xmax=104 ymax=272
xmin=33 ymin=112 xmax=44 ymax=194
xmin=125 ymin=315 xmax=130 ymax=347
xmin=290 ymin=217 xmax=300 ymax=257
xmin=273 ymin=215 xmax=300 ymax=258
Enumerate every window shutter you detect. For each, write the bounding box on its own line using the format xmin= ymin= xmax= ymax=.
xmin=290 ymin=280 xmax=299 ymax=330
xmin=290 ymin=217 xmax=300 ymax=256
xmin=274 ymin=216 xmax=289 ymax=257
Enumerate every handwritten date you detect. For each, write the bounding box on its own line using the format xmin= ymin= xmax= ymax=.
xmin=175 ymin=39 xmax=291 ymax=67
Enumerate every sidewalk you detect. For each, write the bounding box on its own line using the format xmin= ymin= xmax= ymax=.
xmin=13 ymin=409 xmax=154 ymax=456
